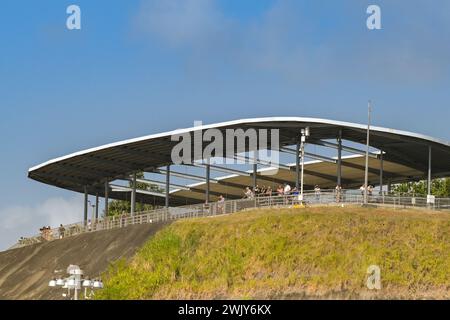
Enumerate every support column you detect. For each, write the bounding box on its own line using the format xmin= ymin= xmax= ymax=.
xmin=131 ymin=172 xmax=137 ymax=216
xmin=206 ymin=161 xmax=211 ymax=204
xmin=95 ymin=193 xmax=99 ymax=221
xmin=253 ymin=163 xmax=257 ymax=191
xmin=104 ymin=180 xmax=109 ymax=218
xmin=83 ymin=186 xmax=88 ymax=225
xmin=337 ymin=131 xmax=342 ymax=187
xmin=295 ymin=140 xmax=300 ymax=190
xmin=428 ymin=145 xmax=432 ymax=195
xmin=379 ymin=151 xmax=384 ymax=195
xmin=300 ymin=135 xmax=305 ymax=199
xmin=387 ymin=179 xmax=392 ymax=194
xmin=165 ymin=165 xmax=170 ymax=208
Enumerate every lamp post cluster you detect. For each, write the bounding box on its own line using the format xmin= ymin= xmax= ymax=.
xmin=48 ymin=265 xmax=103 ymax=300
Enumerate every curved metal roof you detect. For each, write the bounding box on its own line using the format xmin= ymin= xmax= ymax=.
xmin=28 ymin=117 xmax=450 ymax=204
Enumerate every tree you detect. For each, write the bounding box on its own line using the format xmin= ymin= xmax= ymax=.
xmin=105 ymin=172 xmax=164 ymax=217
xmin=392 ymin=178 xmax=450 ymax=197
xmin=431 ymin=178 xmax=450 ymax=197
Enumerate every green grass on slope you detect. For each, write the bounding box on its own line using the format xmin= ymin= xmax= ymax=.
xmin=95 ymin=207 xmax=450 ymax=300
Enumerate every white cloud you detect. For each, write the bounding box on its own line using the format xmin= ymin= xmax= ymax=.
xmin=133 ymin=0 xmax=450 ymax=85
xmin=241 ymin=0 xmax=450 ymax=84
xmin=0 ymin=195 xmax=84 ymax=250
xmin=135 ymin=0 xmax=229 ymax=47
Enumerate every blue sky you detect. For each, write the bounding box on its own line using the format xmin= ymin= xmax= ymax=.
xmin=0 ymin=0 xmax=449 ymax=249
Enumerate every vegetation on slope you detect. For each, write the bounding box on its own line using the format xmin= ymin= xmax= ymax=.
xmin=106 ymin=172 xmax=162 ymax=217
xmin=95 ymin=207 xmax=450 ymax=300
xmin=393 ymin=178 xmax=450 ymax=197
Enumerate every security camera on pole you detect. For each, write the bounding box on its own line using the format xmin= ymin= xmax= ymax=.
xmin=299 ymin=127 xmax=310 ymax=201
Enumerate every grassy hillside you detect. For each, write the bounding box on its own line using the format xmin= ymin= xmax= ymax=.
xmin=0 ymin=223 xmax=167 ymax=300
xmin=95 ymin=207 xmax=450 ymax=300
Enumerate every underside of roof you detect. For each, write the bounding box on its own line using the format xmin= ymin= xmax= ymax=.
xmin=168 ymin=155 xmax=425 ymax=204
xmin=28 ymin=117 xmax=450 ymax=206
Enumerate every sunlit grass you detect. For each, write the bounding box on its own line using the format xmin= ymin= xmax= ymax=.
xmin=95 ymin=207 xmax=450 ymax=300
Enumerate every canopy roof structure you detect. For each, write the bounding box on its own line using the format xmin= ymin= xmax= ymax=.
xmin=169 ymin=154 xmax=425 ymax=204
xmin=28 ymin=117 xmax=450 ymax=207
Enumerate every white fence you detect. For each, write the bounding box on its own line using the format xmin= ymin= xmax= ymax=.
xmin=10 ymin=190 xmax=450 ymax=250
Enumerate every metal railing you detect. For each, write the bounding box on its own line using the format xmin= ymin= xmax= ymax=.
xmin=10 ymin=190 xmax=450 ymax=250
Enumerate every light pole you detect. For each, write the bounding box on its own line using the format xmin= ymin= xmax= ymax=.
xmin=82 ymin=279 xmax=104 ymax=299
xmin=300 ymin=127 xmax=310 ymax=201
xmin=49 ymin=265 xmax=103 ymax=300
xmin=364 ymin=101 xmax=372 ymax=206
xmin=88 ymin=200 xmax=96 ymax=222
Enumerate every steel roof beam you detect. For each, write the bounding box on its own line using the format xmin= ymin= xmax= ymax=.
xmin=59 ymin=162 xmax=122 ymax=178
xmin=192 ymin=163 xmax=251 ymax=177
xmin=300 ymin=168 xmax=353 ymax=185
xmin=86 ymin=155 xmax=148 ymax=171
xmin=233 ymin=155 xmax=292 ymax=170
xmin=109 ymin=184 xmax=166 ymax=198
xmin=280 ymin=147 xmax=357 ymax=184
xmin=116 ymin=146 xmax=171 ymax=165
xmin=216 ymin=180 xmax=256 ymax=190
xmin=280 ymin=147 xmax=337 ymax=164
xmin=188 ymin=187 xmax=241 ymax=199
xmin=340 ymin=160 xmax=397 ymax=178
xmin=231 ymin=155 xmax=316 ymax=188
xmin=380 ymin=148 xmax=428 ymax=173
xmin=309 ymin=139 xmax=379 ymax=158
xmin=154 ymin=169 xmax=219 ymax=183
xmin=123 ymin=177 xmax=191 ymax=191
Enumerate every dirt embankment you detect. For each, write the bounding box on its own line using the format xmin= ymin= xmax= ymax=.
xmin=0 ymin=222 xmax=168 ymax=300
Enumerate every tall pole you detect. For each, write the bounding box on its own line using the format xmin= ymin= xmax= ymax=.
xmin=104 ymin=180 xmax=109 ymax=218
xmin=300 ymin=132 xmax=306 ymax=200
xmin=364 ymin=101 xmax=372 ymax=205
xmin=131 ymin=172 xmax=137 ymax=216
xmin=379 ymin=151 xmax=384 ymax=195
xmin=252 ymin=163 xmax=257 ymax=192
xmin=83 ymin=186 xmax=88 ymax=225
xmin=337 ymin=130 xmax=342 ymax=187
xmin=90 ymin=203 xmax=96 ymax=223
xmin=165 ymin=165 xmax=170 ymax=208
xmin=428 ymin=145 xmax=432 ymax=196
xmin=206 ymin=160 xmax=210 ymax=204
xmin=295 ymin=139 xmax=300 ymax=190
xmin=95 ymin=193 xmax=99 ymax=221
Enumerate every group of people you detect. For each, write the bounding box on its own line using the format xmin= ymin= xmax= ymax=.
xmin=275 ymin=184 xmax=294 ymax=196
xmin=241 ymin=182 xmax=367 ymax=204
xmin=39 ymin=226 xmax=53 ymax=241
xmin=244 ymin=183 xmax=313 ymax=199
xmin=360 ymin=184 xmax=375 ymax=196
xmin=29 ymin=183 xmax=379 ymax=244
xmin=241 ymin=183 xmax=377 ymax=200
xmin=243 ymin=184 xmax=300 ymax=199
xmin=243 ymin=185 xmax=274 ymax=199
xmin=254 ymin=185 xmax=275 ymax=197
xmin=39 ymin=224 xmax=67 ymax=240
